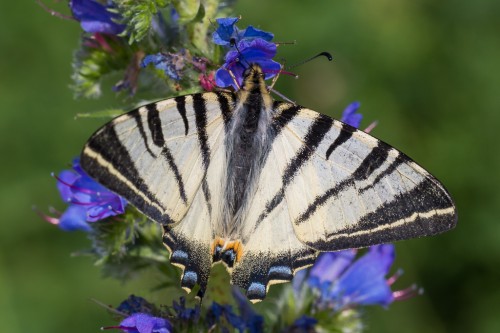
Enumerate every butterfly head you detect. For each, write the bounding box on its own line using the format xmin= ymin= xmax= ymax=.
xmin=241 ymin=64 xmax=267 ymax=93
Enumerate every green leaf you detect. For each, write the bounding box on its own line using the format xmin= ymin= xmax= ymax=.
xmin=71 ymin=35 xmax=131 ymax=98
xmin=187 ymin=0 xmax=220 ymax=54
xmin=171 ymin=0 xmax=200 ymax=23
xmin=114 ymin=0 xmax=171 ymax=44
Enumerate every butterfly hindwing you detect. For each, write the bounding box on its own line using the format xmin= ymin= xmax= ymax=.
xmin=229 ymin=138 xmax=318 ymax=300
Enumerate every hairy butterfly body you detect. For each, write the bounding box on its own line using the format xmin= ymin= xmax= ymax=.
xmin=81 ymin=64 xmax=457 ymax=302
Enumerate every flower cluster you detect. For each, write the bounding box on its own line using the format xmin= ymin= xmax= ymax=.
xmin=44 ymin=159 xmax=126 ymax=231
xmin=104 ymin=313 xmax=173 ymax=333
xmin=305 ymin=245 xmax=420 ymax=311
xmin=99 ymin=245 xmax=415 ymax=333
xmin=213 ymin=17 xmax=281 ymax=89
xmin=54 ymin=0 xmax=223 ymax=97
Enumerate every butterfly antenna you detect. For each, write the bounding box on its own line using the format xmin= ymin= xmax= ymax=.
xmin=230 ymin=38 xmax=252 ymax=68
xmin=286 ymin=51 xmax=333 ymax=70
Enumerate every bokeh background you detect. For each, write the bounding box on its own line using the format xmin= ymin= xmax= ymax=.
xmin=1 ymin=0 xmax=499 ymax=332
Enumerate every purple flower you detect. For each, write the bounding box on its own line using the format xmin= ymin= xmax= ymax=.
xmin=213 ymin=17 xmax=281 ymax=90
xmin=48 ymin=158 xmax=126 ymax=231
xmin=232 ymin=287 xmax=264 ymax=333
xmin=116 ymin=295 xmax=156 ymax=316
xmin=309 ymin=245 xmax=418 ymax=310
xmin=103 ymin=313 xmax=172 ymax=333
xmin=287 ymin=315 xmax=317 ymax=332
xmin=212 ymin=17 xmax=273 ymax=46
xmin=340 ymin=101 xmax=362 ymax=128
xmin=207 ymin=302 xmax=245 ymax=332
xmin=69 ymin=0 xmax=125 ymax=35
xmin=308 ymin=249 xmax=357 ymax=289
xmin=215 ymin=38 xmax=281 ymax=89
xmin=172 ymin=297 xmax=200 ymax=322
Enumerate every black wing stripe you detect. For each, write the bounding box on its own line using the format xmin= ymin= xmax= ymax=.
xmin=282 ymin=114 xmax=334 ymax=186
xmin=215 ymin=91 xmax=233 ymax=130
xmin=193 ymin=94 xmax=213 ymax=213
xmin=359 ymin=153 xmax=406 ymax=193
xmin=161 ymin=146 xmax=188 ymax=204
xmin=256 ymin=114 xmax=333 ymax=225
xmin=146 ymin=102 xmax=188 ymax=204
xmin=81 ymin=125 xmax=173 ymax=224
xmin=146 ymin=104 xmax=165 ymax=147
xmin=306 ymin=178 xmax=457 ymax=251
xmin=325 ymin=122 xmax=355 ymax=160
xmin=295 ymin=141 xmax=391 ymax=225
xmin=271 ymin=102 xmax=301 ymax=136
xmin=193 ymin=94 xmax=210 ymax=168
xmin=130 ymin=109 xmax=155 ymax=158
xmin=352 ymin=141 xmax=390 ymax=181
xmin=174 ymin=96 xmax=189 ymax=135
xmin=202 ymin=180 xmax=212 ymax=217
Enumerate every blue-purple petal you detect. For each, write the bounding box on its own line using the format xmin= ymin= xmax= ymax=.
xmin=238 ymin=38 xmax=277 ymax=60
xmin=216 ymin=39 xmax=280 ymax=89
xmin=213 ymin=17 xmax=281 ymax=90
xmin=70 ymin=0 xmax=124 ymax=35
xmin=331 ymin=244 xmax=395 ymax=307
xmin=56 ymin=170 xmax=78 ymax=202
xmin=241 ymin=26 xmax=274 ymax=41
xmin=309 ymin=250 xmax=356 ymax=288
xmin=212 ymin=17 xmax=240 ymax=45
xmin=58 ymin=205 xmax=91 ymax=232
xmin=69 ymin=0 xmax=125 ymax=35
xmin=53 ymin=159 xmax=127 ymax=231
xmin=207 ymin=302 xmax=245 ymax=332
xmin=232 ymin=287 xmax=264 ymax=333
xmin=290 ymin=315 xmax=318 ymax=331
xmin=120 ymin=313 xmax=172 ymax=333
xmin=341 ymin=101 xmax=363 ymax=128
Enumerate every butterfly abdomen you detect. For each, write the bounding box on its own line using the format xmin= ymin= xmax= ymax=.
xmin=222 ymin=83 xmax=274 ymax=234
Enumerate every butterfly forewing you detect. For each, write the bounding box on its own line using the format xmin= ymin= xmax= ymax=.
xmin=273 ymin=105 xmax=457 ymax=251
xmin=81 ymin=92 xmax=234 ymax=224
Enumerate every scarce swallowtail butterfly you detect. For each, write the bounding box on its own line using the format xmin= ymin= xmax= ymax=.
xmin=80 ymin=64 xmax=457 ymax=302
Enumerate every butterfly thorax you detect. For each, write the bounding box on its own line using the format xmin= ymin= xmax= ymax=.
xmin=220 ymin=65 xmax=274 ymax=238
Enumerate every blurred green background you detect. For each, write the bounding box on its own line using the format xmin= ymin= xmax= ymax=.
xmin=1 ymin=0 xmax=499 ymax=332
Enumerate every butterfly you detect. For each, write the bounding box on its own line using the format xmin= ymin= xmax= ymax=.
xmin=80 ymin=64 xmax=457 ymax=302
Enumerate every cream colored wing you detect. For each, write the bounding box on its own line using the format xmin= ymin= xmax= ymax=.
xmin=266 ymin=103 xmax=457 ymax=252
xmin=230 ymin=138 xmax=317 ymax=302
xmin=80 ymin=91 xmax=235 ymax=296
xmin=230 ymin=102 xmax=457 ymax=301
